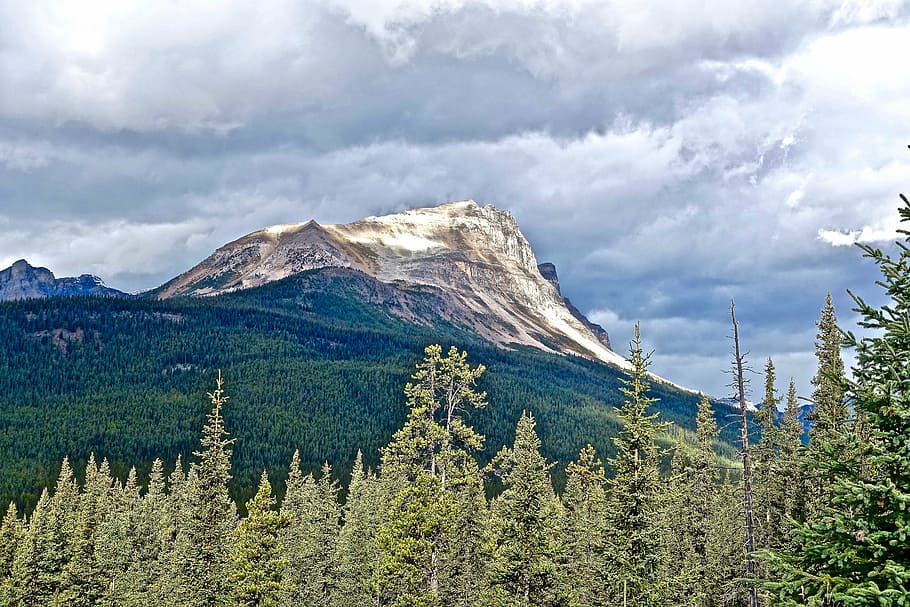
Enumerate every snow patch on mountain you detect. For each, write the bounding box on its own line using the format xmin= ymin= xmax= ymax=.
xmin=156 ymin=200 xmax=695 ymax=392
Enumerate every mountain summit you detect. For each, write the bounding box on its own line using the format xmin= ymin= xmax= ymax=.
xmin=0 ymin=259 xmax=125 ymax=301
xmin=157 ymin=200 xmax=630 ymax=369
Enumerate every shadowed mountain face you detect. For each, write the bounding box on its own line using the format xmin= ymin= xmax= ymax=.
xmin=0 ymin=259 xmax=127 ymax=301
xmin=155 ymin=200 xmax=629 ymax=370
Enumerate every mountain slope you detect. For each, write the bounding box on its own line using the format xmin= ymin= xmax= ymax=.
xmin=0 ymin=270 xmax=739 ymax=511
xmin=155 ymin=201 xmax=631 ymax=370
xmin=0 ymin=259 xmax=127 ymax=301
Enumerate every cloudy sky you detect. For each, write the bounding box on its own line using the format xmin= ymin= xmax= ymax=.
xmin=1 ymin=0 xmax=908 ymax=397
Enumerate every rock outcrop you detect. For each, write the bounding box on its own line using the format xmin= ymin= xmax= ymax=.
xmin=0 ymin=260 xmax=126 ymax=301
xmin=156 ymin=200 xmax=629 ymax=368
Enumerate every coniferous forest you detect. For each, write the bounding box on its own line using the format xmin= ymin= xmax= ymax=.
xmin=1 ymin=201 xmax=909 ymax=607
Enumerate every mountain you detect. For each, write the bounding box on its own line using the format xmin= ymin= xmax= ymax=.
xmin=0 ymin=201 xmax=732 ymax=510
xmin=155 ymin=201 xmax=630 ymax=370
xmin=0 ymin=259 xmax=126 ymax=301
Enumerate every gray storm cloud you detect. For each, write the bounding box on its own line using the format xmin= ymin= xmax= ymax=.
xmin=0 ymin=0 xmax=908 ymax=396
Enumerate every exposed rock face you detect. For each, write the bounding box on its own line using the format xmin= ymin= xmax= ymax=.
xmin=157 ymin=200 xmax=629 ymax=369
xmin=538 ymin=262 xmax=611 ymax=350
xmin=0 ymin=260 xmax=126 ymax=301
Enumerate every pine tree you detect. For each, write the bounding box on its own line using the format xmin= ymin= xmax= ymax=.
xmin=667 ymin=395 xmax=723 ymax=607
xmin=58 ymin=454 xmax=113 ymax=606
xmin=482 ymin=411 xmax=565 ymax=607
xmin=778 ymin=380 xmax=806 ymax=530
xmin=11 ymin=488 xmax=68 ymax=606
xmin=603 ymin=323 xmax=668 ymax=607
xmin=333 ymin=451 xmax=382 ymax=607
xmin=805 ymin=293 xmax=849 ymax=514
xmin=0 ymin=503 xmax=24 ymax=606
xmin=230 ymin=472 xmax=291 ymax=607
xmin=176 ymin=371 xmax=238 ymax=607
xmin=754 ymin=359 xmax=786 ymax=554
xmin=375 ymin=345 xmax=487 ymax=607
xmin=561 ymin=445 xmax=608 ymax=607
xmin=279 ymin=454 xmax=340 ymax=607
xmin=764 ymin=196 xmax=910 ymax=605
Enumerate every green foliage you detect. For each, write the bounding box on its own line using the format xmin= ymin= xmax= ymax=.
xmin=667 ymin=395 xmax=748 ymax=607
xmin=230 ymin=472 xmax=291 ymax=607
xmin=333 ymin=451 xmax=382 ymax=607
xmin=764 ymin=198 xmax=910 ymax=606
xmin=176 ymin=372 xmax=237 ymax=607
xmin=0 ymin=268 xmax=733 ymax=511
xmin=375 ymin=345 xmax=488 ymax=607
xmin=279 ymin=456 xmax=340 ymax=607
xmin=482 ymin=412 xmax=565 ymax=607
xmin=561 ymin=445 xmax=608 ymax=607
xmin=604 ymin=324 xmax=669 ymax=607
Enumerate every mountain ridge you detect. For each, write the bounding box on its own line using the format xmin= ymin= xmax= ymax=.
xmin=155 ymin=200 xmax=632 ymax=371
xmin=0 ymin=259 xmax=127 ymax=301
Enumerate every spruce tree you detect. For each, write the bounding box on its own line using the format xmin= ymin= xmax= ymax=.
xmin=58 ymin=454 xmax=113 ymax=606
xmin=604 ymin=324 xmax=668 ymax=607
xmin=561 ymin=444 xmax=608 ymax=607
xmin=667 ymin=395 xmax=723 ymax=607
xmin=0 ymin=503 xmax=23 ymax=606
xmin=754 ymin=359 xmax=786 ymax=554
xmin=279 ymin=454 xmax=340 ymax=607
xmin=482 ymin=411 xmax=565 ymax=607
xmin=176 ymin=371 xmax=237 ymax=607
xmin=809 ymin=293 xmax=847 ymax=442
xmin=778 ymin=380 xmax=806 ymax=529
xmin=764 ymin=196 xmax=910 ymax=605
xmin=152 ymin=456 xmax=188 ymax=607
xmin=333 ymin=451 xmax=382 ymax=607
xmin=230 ymin=472 xmax=291 ymax=607
xmin=11 ymin=488 xmax=68 ymax=606
xmin=805 ymin=293 xmax=849 ymax=514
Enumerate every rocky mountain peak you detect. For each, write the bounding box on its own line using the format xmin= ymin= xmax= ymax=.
xmin=156 ymin=200 xmax=631 ymax=370
xmin=0 ymin=260 xmax=125 ymax=301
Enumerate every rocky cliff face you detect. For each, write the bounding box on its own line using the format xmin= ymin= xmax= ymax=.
xmin=157 ymin=201 xmax=630 ymax=369
xmin=0 ymin=260 xmax=126 ymax=301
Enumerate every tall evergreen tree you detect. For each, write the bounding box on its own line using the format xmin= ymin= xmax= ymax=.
xmin=482 ymin=411 xmax=565 ymax=607
xmin=230 ymin=472 xmax=291 ymax=607
xmin=667 ymin=395 xmax=723 ymax=607
xmin=604 ymin=324 xmax=668 ymax=607
xmin=0 ymin=503 xmax=24 ymax=606
xmin=561 ymin=445 xmax=608 ymax=607
xmin=805 ymin=293 xmax=849 ymax=514
xmin=176 ymin=371 xmax=238 ymax=607
xmin=10 ymin=488 xmax=68 ymax=606
xmin=754 ymin=359 xmax=786 ymax=554
xmin=778 ymin=380 xmax=806 ymax=529
xmin=809 ymin=293 xmax=847 ymax=442
xmin=333 ymin=451 xmax=383 ymax=607
xmin=279 ymin=454 xmax=340 ymax=607
xmin=764 ymin=196 xmax=910 ymax=606
xmin=375 ymin=345 xmax=487 ymax=607
xmin=153 ymin=456 xmax=189 ymax=607
xmin=58 ymin=455 xmax=113 ymax=607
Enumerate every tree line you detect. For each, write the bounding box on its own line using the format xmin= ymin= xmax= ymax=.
xmin=1 ymin=198 xmax=909 ymax=606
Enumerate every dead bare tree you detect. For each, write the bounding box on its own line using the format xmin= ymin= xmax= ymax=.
xmin=730 ymin=300 xmax=759 ymax=607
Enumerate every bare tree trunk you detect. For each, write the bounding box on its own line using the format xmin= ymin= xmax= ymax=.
xmin=730 ymin=301 xmax=759 ymax=607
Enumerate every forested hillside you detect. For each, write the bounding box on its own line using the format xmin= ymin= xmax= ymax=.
xmin=0 ymin=268 xmax=735 ymax=510
xmin=2 ymin=197 xmax=909 ymax=605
